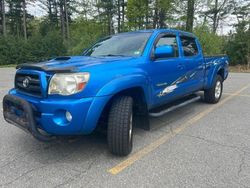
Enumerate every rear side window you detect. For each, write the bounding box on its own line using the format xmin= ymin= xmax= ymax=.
xmin=180 ymin=36 xmax=198 ymax=56
xmin=155 ymin=35 xmax=179 ymax=57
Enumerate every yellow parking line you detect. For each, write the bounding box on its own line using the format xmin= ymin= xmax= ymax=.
xmin=108 ymin=84 xmax=250 ymax=175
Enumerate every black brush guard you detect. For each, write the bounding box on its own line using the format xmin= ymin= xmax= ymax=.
xmin=3 ymin=94 xmax=54 ymax=142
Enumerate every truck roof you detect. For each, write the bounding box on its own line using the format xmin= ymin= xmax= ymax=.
xmin=118 ymin=29 xmax=196 ymax=38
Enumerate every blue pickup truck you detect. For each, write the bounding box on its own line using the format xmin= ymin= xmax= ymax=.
xmin=3 ymin=29 xmax=229 ymax=156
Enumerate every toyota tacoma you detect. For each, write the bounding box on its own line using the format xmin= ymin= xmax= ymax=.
xmin=3 ymin=29 xmax=229 ymax=156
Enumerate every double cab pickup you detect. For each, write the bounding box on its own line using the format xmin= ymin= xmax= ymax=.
xmin=3 ymin=29 xmax=229 ymax=156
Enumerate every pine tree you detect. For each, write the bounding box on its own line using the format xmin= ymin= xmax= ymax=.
xmin=95 ymin=0 xmax=115 ymax=35
xmin=127 ymin=0 xmax=149 ymax=30
xmin=152 ymin=0 xmax=173 ymax=29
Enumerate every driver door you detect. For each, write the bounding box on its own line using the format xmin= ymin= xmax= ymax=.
xmin=146 ymin=33 xmax=188 ymax=107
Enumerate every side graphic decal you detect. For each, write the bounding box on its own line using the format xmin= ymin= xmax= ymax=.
xmin=157 ymin=70 xmax=198 ymax=97
xmin=158 ymin=84 xmax=178 ymax=97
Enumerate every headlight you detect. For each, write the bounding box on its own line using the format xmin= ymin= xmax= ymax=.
xmin=48 ymin=72 xmax=90 ymax=95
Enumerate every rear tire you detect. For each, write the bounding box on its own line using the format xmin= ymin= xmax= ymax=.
xmin=204 ymin=75 xmax=223 ymax=104
xmin=107 ymin=96 xmax=133 ymax=156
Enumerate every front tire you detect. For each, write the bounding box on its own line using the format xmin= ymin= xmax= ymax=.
xmin=107 ymin=96 xmax=133 ymax=156
xmin=204 ymin=75 xmax=223 ymax=104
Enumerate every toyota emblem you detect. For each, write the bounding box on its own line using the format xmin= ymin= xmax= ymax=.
xmin=22 ymin=77 xmax=31 ymax=88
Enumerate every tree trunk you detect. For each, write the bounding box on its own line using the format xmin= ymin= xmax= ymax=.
xmin=121 ymin=0 xmax=124 ymax=31
xmin=96 ymin=0 xmax=100 ymax=22
xmin=8 ymin=1 xmax=14 ymax=35
xmin=117 ymin=0 xmax=121 ymax=33
xmin=153 ymin=0 xmax=158 ymax=29
xmin=186 ymin=0 xmax=195 ymax=32
xmin=0 ymin=0 xmax=2 ymax=34
xmin=1 ymin=0 xmax=6 ymax=36
xmin=145 ymin=0 xmax=149 ymax=29
xmin=64 ymin=0 xmax=69 ymax=39
xmin=159 ymin=9 xmax=166 ymax=28
xmin=59 ymin=1 xmax=65 ymax=40
xmin=202 ymin=15 xmax=207 ymax=26
xmin=22 ymin=0 xmax=27 ymax=40
xmin=48 ymin=0 xmax=52 ymax=23
xmin=212 ymin=0 xmax=218 ymax=33
xmin=107 ymin=1 xmax=113 ymax=35
xmin=53 ymin=0 xmax=58 ymax=26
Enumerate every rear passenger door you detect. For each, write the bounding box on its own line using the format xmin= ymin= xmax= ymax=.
xmin=179 ymin=36 xmax=205 ymax=93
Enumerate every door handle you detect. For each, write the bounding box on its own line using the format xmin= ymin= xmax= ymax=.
xmin=177 ymin=64 xmax=185 ymax=70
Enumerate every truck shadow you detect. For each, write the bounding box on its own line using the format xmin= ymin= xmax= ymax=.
xmin=13 ymin=98 xmax=210 ymax=167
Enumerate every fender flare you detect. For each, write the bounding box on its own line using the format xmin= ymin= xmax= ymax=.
xmin=96 ymin=74 xmax=151 ymax=102
xmin=205 ymin=64 xmax=225 ymax=90
xmin=82 ymin=74 xmax=151 ymax=133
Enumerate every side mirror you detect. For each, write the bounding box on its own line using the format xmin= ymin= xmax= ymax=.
xmin=154 ymin=45 xmax=174 ymax=59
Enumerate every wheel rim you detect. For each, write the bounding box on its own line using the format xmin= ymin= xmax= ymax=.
xmin=215 ymin=80 xmax=222 ymax=99
xmin=129 ymin=114 xmax=133 ymax=143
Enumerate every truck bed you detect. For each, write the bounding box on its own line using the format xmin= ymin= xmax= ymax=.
xmin=204 ymin=55 xmax=229 ymax=64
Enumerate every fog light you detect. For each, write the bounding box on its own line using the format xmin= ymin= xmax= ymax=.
xmin=65 ymin=111 xmax=72 ymax=122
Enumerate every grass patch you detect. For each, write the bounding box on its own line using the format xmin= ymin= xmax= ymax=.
xmin=0 ymin=64 xmax=17 ymax=68
xmin=229 ymin=65 xmax=250 ymax=73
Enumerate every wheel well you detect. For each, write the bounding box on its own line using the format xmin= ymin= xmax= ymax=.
xmin=217 ymin=68 xmax=224 ymax=80
xmin=96 ymin=87 xmax=148 ymax=131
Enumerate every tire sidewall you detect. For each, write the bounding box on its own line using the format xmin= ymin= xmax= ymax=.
xmin=127 ymin=108 xmax=133 ymax=153
xmin=107 ymin=96 xmax=134 ymax=156
xmin=213 ymin=76 xmax=223 ymax=103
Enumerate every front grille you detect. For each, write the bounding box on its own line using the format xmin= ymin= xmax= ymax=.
xmin=15 ymin=73 xmax=42 ymax=97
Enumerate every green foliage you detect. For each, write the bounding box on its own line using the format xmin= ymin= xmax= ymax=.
xmin=127 ymin=0 xmax=149 ymax=29
xmin=0 ymin=0 xmax=249 ymax=67
xmin=0 ymin=31 xmax=66 ymax=65
xmin=27 ymin=31 xmax=67 ymax=61
xmin=0 ymin=19 xmax=106 ymax=65
xmin=193 ymin=25 xmax=225 ymax=56
xmin=68 ymin=19 xmax=106 ymax=55
xmin=225 ymin=23 xmax=250 ymax=65
xmin=0 ymin=36 xmax=28 ymax=65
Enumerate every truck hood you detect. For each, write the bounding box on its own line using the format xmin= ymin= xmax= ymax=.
xmin=16 ymin=56 xmax=136 ymax=73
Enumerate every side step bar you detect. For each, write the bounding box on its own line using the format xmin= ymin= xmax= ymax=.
xmin=149 ymin=95 xmax=201 ymax=118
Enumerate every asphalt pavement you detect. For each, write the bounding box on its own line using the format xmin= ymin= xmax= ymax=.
xmin=0 ymin=68 xmax=250 ymax=188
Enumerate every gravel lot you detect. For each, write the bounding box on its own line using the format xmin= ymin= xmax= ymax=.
xmin=0 ymin=68 xmax=250 ymax=188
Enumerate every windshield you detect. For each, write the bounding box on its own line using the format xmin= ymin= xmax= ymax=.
xmin=84 ymin=32 xmax=152 ymax=57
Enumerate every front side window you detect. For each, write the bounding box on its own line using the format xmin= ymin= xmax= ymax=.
xmin=84 ymin=32 xmax=152 ymax=57
xmin=180 ymin=36 xmax=199 ymax=56
xmin=155 ymin=35 xmax=179 ymax=58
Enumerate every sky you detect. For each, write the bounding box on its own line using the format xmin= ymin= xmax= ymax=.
xmin=27 ymin=2 xmax=46 ymax=18
xmin=26 ymin=2 xmax=237 ymax=36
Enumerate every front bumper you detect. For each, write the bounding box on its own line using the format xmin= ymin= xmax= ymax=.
xmin=3 ymin=91 xmax=111 ymax=138
xmin=3 ymin=94 xmax=54 ymax=141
